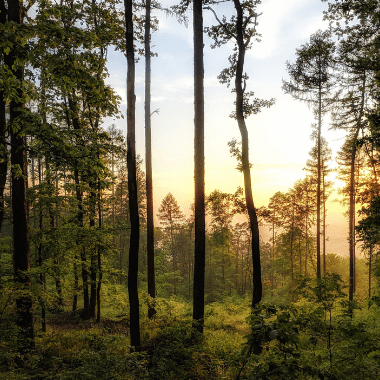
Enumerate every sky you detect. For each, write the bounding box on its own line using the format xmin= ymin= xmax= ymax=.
xmin=105 ymin=0 xmax=351 ymax=256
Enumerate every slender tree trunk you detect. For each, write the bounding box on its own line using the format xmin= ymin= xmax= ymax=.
xmin=368 ymin=244 xmax=372 ymax=301
xmin=89 ymin=188 xmax=97 ymax=319
xmin=323 ymin=164 xmax=326 ymax=275
xmin=69 ymin=93 xmax=89 ymax=317
xmin=38 ymin=160 xmax=46 ymax=333
xmin=7 ymin=0 xmax=35 ymax=352
xmin=0 ymin=0 xmax=8 ymax=236
xmin=144 ymin=0 xmax=156 ymax=319
xmin=193 ymin=0 xmax=206 ymax=331
xmin=233 ymin=0 xmax=262 ymax=307
xmin=271 ymin=219 xmax=275 ymax=296
xmin=125 ymin=0 xmax=141 ymax=349
xmin=74 ymin=167 xmax=89 ymax=318
xmin=96 ymin=179 xmax=102 ymax=322
xmin=349 ymin=143 xmax=356 ymax=302
xmin=46 ymin=163 xmax=63 ymax=306
xmin=317 ymin=83 xmax=322 ymax=279
xmin=348 ymin=127 xmax=361 ymax=301
xmin=305 ymin=212 xmax=308 ymax=277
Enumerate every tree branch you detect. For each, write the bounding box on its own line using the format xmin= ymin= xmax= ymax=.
xmin=204 ymin=6 xmax=237 ymax=40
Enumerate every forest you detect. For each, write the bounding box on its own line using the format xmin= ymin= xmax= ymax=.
xmin=1 ymin=0 xmax=380 ymax=378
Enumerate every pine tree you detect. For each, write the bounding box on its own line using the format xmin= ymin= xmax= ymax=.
xmin=283 ymin=30 xmax=335 ymax=278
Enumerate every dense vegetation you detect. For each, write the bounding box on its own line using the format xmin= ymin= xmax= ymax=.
xmin=1 ymin=0 xmax=380 ymax=378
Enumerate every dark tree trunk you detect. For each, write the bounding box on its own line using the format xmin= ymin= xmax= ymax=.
xmin=368 ymin=244 xmax=372 ymax=301
xmin=192 ymin=0 xmax=206 ymax=332
xmin=96 ymin=179 xmax=102 ymax=322
xmin=322 ymin=164 xmax=326 ymax=275
xmin=349 ymin=139 xmax=358 ymax=302
xmin=145 ymin=0 xmax=156 ymax=319
xmin=124 ymin=0 xmax=141 ymax=349
xmin=6 ymin=0 xmax=35 ymax=352
xmin=46 ymin=163 xmax=63 ymax=306
xmin=0 ymin=0 xmax=8 ymax=236
xmin=72 ymin=261 xmax=79 ymax=311
xmin=38 ymin=160 xmax=46 ymax=333
xmin=74 ymin=167 xmax=89 ymax=318
xmin=69 ymin=94 xmax=89 ymax=317
xmin=89 ymin=188 xmax=97 ymax=319
xmin=317 ymin=83 xmax=322 ymax=279
xmin=233 ymin=0 xmax=262 ymax=307
xmin=348 ymin=74 xmax=365 ymax=302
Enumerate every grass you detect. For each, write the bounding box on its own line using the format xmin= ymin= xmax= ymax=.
xmin=0 ymin=296 xmax=251 ymax=380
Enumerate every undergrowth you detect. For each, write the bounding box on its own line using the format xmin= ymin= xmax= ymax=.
xmin=1 ymin=293 xmax=380 ymax=379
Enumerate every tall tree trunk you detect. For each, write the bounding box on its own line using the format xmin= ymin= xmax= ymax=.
xmin=323 ymin=163 xmax=326 ymax=275
xmin=0 ymin=0 xmax=8 ymax=236
xmin=69 ymin=94 xmax=89 ymax=317
xmin=46 ymin=163 xmax=63 ymax=306
xmin=368 ymin=243 xmax=372 ymax=301
xmin=233 ymin=0 xmax=262 ymax=307
xmin=74 ymin=167 xmax=89 ymax=318
xmin=38 ymin=160 xmax=46 ymax=333
xmin=317 ymin=82 xmax=322 ymax=279
xmin=348 ymin=72 xmax=365 ymax=302
xmin=96 ymin=179 xmax=102 ymax=322
xmin=89 ymin=188 xmax=97 ymax=319
xmin=349 ymin=139 xmax=358 ymax=302
xmin=124 ymin=0 xmax=141 ymax=349
xmin=144 ymin=0 xmax=156 ymax=319
xmin=7 ymin=0 xmax=35 ymax=352
xmin=193 ymin=0 xmax=206 ymax=331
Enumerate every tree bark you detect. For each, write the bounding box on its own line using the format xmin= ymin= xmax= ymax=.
xmin=0 ymin=0 xmax=7 ymax=235
xmin=89 ymin=188 xmax=97 ymax=319
xmin=349 ymin=134 xmax=358 ymax=302
xmin=317 ymin=82 xmax=322 ymax=279
xmin=144 ymin=0 xmax=156 ymax=319
xmin=233 ymin=0 xmax=262 ymax=307
xmin=192 ymin=0 xmax=206 ymax=332
xmin=124 ymin=0 xmax=141 ymax=349
xmin=96 ymin=179 xmax=102 ymax=322
xmin=6 ymin=0 xmax=35 ymax=352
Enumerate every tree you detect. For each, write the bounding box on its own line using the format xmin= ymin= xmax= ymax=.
xmin=283 ymin=30 xmax=335 ymax=278
xmin=124 ymin=0 xmax=140 ymax=349
xmin=157 ymin=193 xmax=185 ymax=295
xmin=144 ymin=0 xmax=156 ymax=319
xmin=206 ymin=190 xmax=235 ymax=298
xmin=193 ymin=0 xmax=206 ymax=330
xmin=304 ymin=135 xmax=333 ymax=274
xmin=206 ymin=0 xmax=274 ymax=307
xmin=332 ymin=40 xmax=371 ymax=302
xmin=323 ymin=0 xmax=380 ymax=303
xmin=5 ymin=0 xmax=35 ymax=352
xmin=0 ymin=0 xmax=8 ymax=235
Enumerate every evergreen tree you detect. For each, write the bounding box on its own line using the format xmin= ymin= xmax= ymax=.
xmin=157 ymin=193 xmax=185 ymax=295
xmin=304 ymin=135 xmax=333 ymax=274
xmin=283 ymin=30 xmax=335 ymax=278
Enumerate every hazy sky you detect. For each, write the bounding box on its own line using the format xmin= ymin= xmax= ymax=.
xmin=105 ymin=0 xmax=350 ymax=255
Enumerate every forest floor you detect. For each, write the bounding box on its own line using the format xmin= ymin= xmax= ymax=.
xmin=1 ymin=295 xmax=380 ymax=379
xmin=0 ymin=297 xmax=251 ymax=380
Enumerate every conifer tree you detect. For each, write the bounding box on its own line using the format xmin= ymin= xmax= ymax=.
xmin=304 ymin=135 xmax=333 ymax=274
xmin=157 ymin=193 xmax=185 ymax=295
xmin=283 ymin=30 xmax=335 ymax=278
